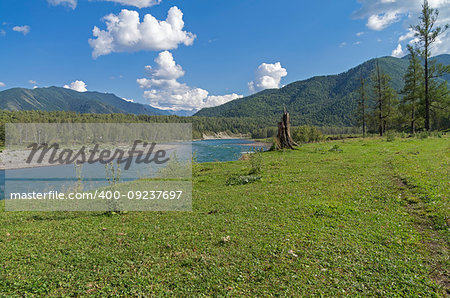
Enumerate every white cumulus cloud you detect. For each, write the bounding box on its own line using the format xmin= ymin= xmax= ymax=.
xmin=28 ymin=80 xmax=37 ymax=85
xmin=392 ymin=44 xmax=405 ymax=57
xmin=367 ymin=11 xmax=401 ymax=30
xmin=146 ymin=50 xmax=185 ymax=80
xmin=137 ymin=51 xmax=242 ymax=111
xmin=89 ymin=7 xmax=196 ymax=59
xmin=13 ymin=25 xmax=30 ymax=35
xmin=0 ymin=82 xmax=5 ymax=87
xmin=354 ymin=0 xmax=450 ymax=54
xmin=248 ymin=62 xmax=287 ymax=92
xmin=64 ymin=80 xmax=88 ymax=92
xmin=399 ymin=28 xmax=416 ymax=42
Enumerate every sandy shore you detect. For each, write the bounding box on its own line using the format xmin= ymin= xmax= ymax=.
xmin=201 ymin=132 xmax=251 ymax=140
xmin=240 ymin=141 xmax=272 ymax=148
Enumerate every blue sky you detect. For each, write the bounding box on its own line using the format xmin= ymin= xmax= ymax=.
xmin=0 ymin=0 xmax=449 ymax=111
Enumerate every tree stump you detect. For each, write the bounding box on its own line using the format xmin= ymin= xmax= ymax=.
xmin=277 ymin=108 xmax=298 ymax=149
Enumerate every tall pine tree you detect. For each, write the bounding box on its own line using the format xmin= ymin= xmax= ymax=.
xmin=401 ymin=45 xmax=423 ymax=134
xmin=357 ymin=69 xmax=367 ymax=136
xmin=411 ymin=0 xmax=449 ymax=130
xmin=372 ymin=60 xmax=398 ymax=136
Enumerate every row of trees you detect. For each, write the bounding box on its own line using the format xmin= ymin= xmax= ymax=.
xmin=0 ymin=110 xmax=278 ymax=145
xmin=357 ymin=0 xmax=449 ymax=136
xmin=250 ymin=125 xmax=360 ymax=140
xmin=0 ymin=110 xmax=365 ymax=146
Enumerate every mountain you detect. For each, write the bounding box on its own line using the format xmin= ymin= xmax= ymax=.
xmin=195 ymin=54 xmax=450 ymax=126
xmin=0 ymin=86 xmax=171 ymax=116
xmin=167 ymin=109 xmax=197 ymax=117
xmin=435 ymin=54 xmax=450 ymax=82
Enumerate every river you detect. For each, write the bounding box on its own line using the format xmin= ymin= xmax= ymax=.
xmin=1 ymin=139 xmax=269 ymax=199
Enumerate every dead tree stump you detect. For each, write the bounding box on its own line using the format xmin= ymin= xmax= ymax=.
xmin=276 ymin=108 xmax=298 ymax=149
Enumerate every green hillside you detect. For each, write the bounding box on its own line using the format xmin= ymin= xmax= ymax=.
xmin=436 ymin=54 xmax=450 ymax=82
xmin=0 ymin=86 xmax=170 ymax=116
xmin=195 ymin=55 xmax=450 ymax=126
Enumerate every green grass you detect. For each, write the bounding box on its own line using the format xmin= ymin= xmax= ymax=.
xmin=0 ymin=137 xmax=448 ymax=296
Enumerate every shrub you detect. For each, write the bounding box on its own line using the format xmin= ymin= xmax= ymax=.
xmin=386 ymin=131 xmax=396 ymax=142
xmin=158 ymin=152 xmax=191 ymax=178
xmin=249 ymin=149 xmax=263 ymax=175
xmin=226 ymin=174 xmax=261 ymax=186
xmin=417 ymin=132 xmax=429 ymax=139
xmin=104 ymin=161 xmax=121 ymax=213
xmin=329 ymin=144 xmax=343 ymax=152
xmin=292 ymin=126 xmax=323 ymax=144
xmin=270 ymin=137 xmax=281 ymax=151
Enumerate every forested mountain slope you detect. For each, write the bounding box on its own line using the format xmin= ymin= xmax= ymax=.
xmin=195 ymin=55 xmax=450 ymax=126
xmin=0 ymin=86 xmax=170 ymax=116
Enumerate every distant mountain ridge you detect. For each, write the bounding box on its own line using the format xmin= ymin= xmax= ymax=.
xmin=0 ymin=86 xmax=171 ymax=116
xmin=195 ymin=54 xmax=450 ymax=126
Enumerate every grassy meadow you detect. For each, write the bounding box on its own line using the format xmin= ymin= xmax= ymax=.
xmin=0 ymin=136 xmax=448 ymax=296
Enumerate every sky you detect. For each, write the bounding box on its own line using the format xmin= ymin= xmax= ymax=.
xmin=0 ymin=0 xmax=449 ymax=111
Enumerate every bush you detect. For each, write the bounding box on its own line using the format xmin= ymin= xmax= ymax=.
xmin=292 ymin=126 xmax=323 ymax=144
xmin=226 ymin=174 xmax=261 ymax=186
xmin=329 ymin=144 xmax=343 ymax=152
xmin=157 ymin=152 xmax=191 ymax=178
xmin=270 ymin=137 xmax=281 ymax=151
xmin=249 ymin=149 xmax=263 ymax=174
xmin=417 ymin=132 xmax=429 ymax=139
xmin=386 ymin=131 xmax=396 ymax=142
